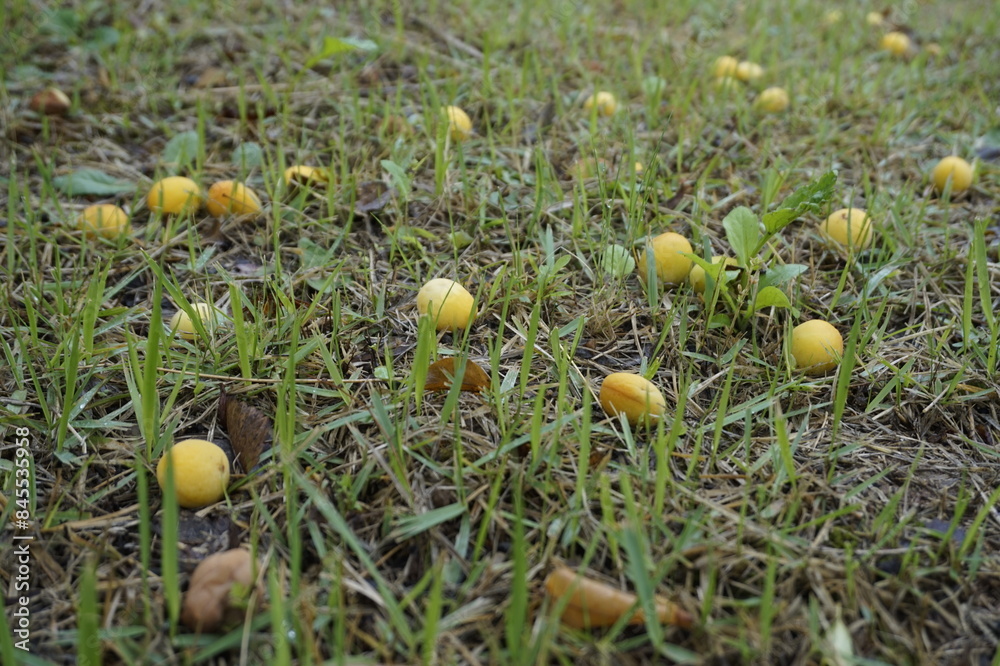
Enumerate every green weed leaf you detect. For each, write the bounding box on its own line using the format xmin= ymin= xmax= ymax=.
xmin=306 ymin=36 xmax=378 ymax=68
xmin=600 ymin=244 xmax=636 ymax=276
xmin=759 ymin=264 xmax=808 ymax=290
xmin=722 ymin=206 xmax=759 ymax=266
xmin=53 ymin=168 xmax=133 ymax=196
xmin=161 ymin=131 xmax=200 ymax=171
xmin=753 ymin=286 xmax=791 ymax=311
xmin=232 ymin=142 xmax=263 ymax=170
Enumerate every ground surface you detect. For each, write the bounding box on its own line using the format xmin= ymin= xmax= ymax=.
xmin=1 ymin=1 xmax=999 ymax=664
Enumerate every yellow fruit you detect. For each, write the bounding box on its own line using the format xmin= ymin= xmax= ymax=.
xmin=78 ymin=204 xmax=130 ymax=239
xmin=206 ymin=181 xmax=263 ymax=217
xmin=790 ymin=320 xmax=844 ymax=375
xmin=636 ymin=232 xmax=694 ymax=286
xmin=756 ymin=87 xmax=789 ymax=113
xmin=735 ymin=61 xmax=764 ymax=83
xmin=689 ymin=256 xmax=739 ymax=295
xmin=147 ymin=176 xmax=203 ymax=215
xmin=712 ymin=56 xmax=739 ymax=79
xmin=583 ymin=91 xmax=618 ymax=117
xmin=283 ymin=166 xmax=326 ymax=187
xmin=444 ymin=105 xmax=473 ymax=142
xmin=880 ymin=32 xmax=912 ymax=57
xmin=633 ymin=161 xmax=644 ymax=174
xmin=156 ymin=438 xmax=231 ymax=509
xmin=821 ymin=208 xmax=874 ymax=252
xmin=417 ymin=278 xmax=477 ymax=331
xmin=169 ymin=302 xmax=217 ymax=341
xmin=599 ymin=373 xmax=667 ymax=426
xmin=930 ymin=156 xmax=973 ymax=194
xmin=866 ymin=11 xmax=885 ymax=26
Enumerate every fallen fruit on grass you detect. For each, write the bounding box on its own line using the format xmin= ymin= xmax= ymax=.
xmin=712 ymin=56 xmax=739 ymax=78
xmin=821 ymin=208 xmax=874 ymax=252
xmin=583 ymin=91 xmax=618 ymax=117
xmin=206 ymin=181 xmax=263 ymax=217
xmin=29 ymin=87 xmax=71 ymax=115
xmin=689 ymin=256 xmax=739 ymax=295
xmin=880 ymin=32 xmax=912 ymax=57
xmin=181 ymin=548 xmax=259 ymax=633
xmin=756 ymin=87 xmax=789 ymax=113
xmin=78 ymin=204 xmax=130 ymax=239
xmin=147 ymin=176 xmax=203 ymax=215
xmin=417 ymin=278 xmax=477 ymax=331
xmin=930 ymin=156 xmax=973 ymax=194
xmin=866 ymin=11 xmax=885 ymax=26
xmin=169 ymin=302 xmax=217 ymax=341
xmin=156 ymin=438 xmax=231 ymax=509
xmin=599 ymin=373 xmax=666 ymax=426
xmin=544 ymin=566 xmax=693 ymax=629
xmin=443 ymin=105 xmax=472 ymax=142
xmin=283 ymin=165 xmax=326 ymax=188
xmin=790 ymin=320 xmax=844 ymax=375
xmin=735 ymin=61 xmax=764 ymax=83
xmin=636 ymin=232 xmax=694 ymax=286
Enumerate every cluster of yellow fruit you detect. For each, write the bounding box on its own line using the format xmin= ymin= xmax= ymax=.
xmin=710 ymin=56 xmax=788 ymax=114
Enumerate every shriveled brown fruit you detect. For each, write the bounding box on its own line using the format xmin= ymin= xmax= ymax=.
xmin=424 ymin=357 xmax=490 ymax=393
xmin=544 ymin=565 xmax=693 ymax=629
xmin=181 ymin=548 xmax=260 ymax=633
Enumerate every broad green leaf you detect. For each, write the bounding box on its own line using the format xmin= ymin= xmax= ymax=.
xmin=753 ymin=286 xmax=791 ymax=311
xmin=759 ymin=264 xmax=808 ymax=290
xmin=777 ymin=170 xmax=837 ymax=216
xmin=381 ymin=159 xmax=410 ymax=195
xmin=298 ymin=237 xmax=336 ymax=270
xmin=232 ymin=142 xmax=263 ymax=169
xmin=641 ymin=75 xmax=667 ymax=97
xmin=305 ymin=36 xmax=378 ymax=68
xmin=762 ymin=208 xmax=800 ymax=234
xmin=53 ymin=169 xmax=133 ymax=196
xmin=600 ymin=244 xmax=636 ymax=276
xmin=722 ymin=206 xmax=760 ymax=266
xmin=161 ymin=131 xmax=200 ymax=170
xmin=85 ymin=26 xmax=119 ymax=51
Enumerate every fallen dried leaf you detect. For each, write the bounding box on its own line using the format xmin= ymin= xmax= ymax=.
xmin=424 ymin=357 xmax=490 ymax=393
xmin=544 ymin=566 xmax=693 ymax=629
xmin=218 ymin=390 xmax=272 ymax=472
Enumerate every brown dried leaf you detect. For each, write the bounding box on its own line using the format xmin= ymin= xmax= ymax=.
xmin=218 ymin=390 xmax=272 ymax=472
xmin=354 ymin=180 xmax=393 ymax=214
xmin=544 ymin=566 xmax=693 ymax=630
xmin=181 ymin=548 xmax=261 ymax=633
xmin=424 ymin=357 xmax=490 ymax=393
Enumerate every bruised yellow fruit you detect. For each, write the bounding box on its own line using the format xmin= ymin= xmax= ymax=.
xmin=147 ymin=176 xmax=203 ymax=215
xmin=712 ymin=56 xmax=739 ymax=78
xmin=689 ymin=256 xmax=738 ymax=295
xmin=283 ymin=165 xmax=326 ymax=188
xmin=636 ymin=232 xmax=693 ymax=286
xmin=756 ymin=87 xmax=789 ymax=113
xmin=169 ymin=302 xmax=217 ymax=341
xmin=78 ymin=204 xmax=129 ymax=239
xmin=880 ymin=32 xmax=912 ymax=57
xmin=583 ymin=91 xmax=618 ymax=117
xmin=599 ymin=373 xmax=666 ymax=426
xmin=443 ymin=105 xmax=473 ymax=142
xmin=417 ymin=278 xmax=477 ymax=331
xmin=206 ymin=181 xmax=263 ymax=217
xmin=156 ymin=439 xmax=231 ymax=509
xmin=735 ymin=61 xmax=764 ymax=83
xmin=821 ymin=208 xmax=874 ymax=252
xmin=931 ymin=156 xmax=973 ymax=194
xmin=790 ymin=320 xmax=844 ymax=375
